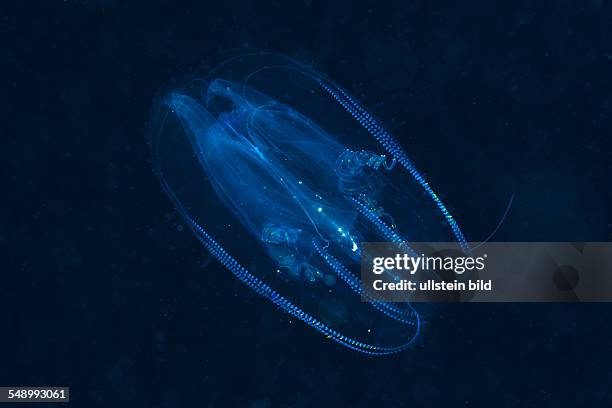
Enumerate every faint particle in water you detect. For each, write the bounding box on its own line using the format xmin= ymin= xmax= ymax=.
xmin=323 ymin=274 xmax=336 ymax=286
xmin=249 ymin=398 xmax=271 ymax=408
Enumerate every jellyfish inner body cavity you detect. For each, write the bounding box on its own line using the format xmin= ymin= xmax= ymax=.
xmin=168 ymin=80 xmax=362 ymax=280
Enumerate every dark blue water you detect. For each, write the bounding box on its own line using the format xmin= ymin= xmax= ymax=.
xmin=4 ymin=1 xmax=612 ymax=406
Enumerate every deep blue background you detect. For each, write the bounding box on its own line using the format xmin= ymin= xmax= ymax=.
xmin=4 ymin=0 xmax=612 ymax=406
